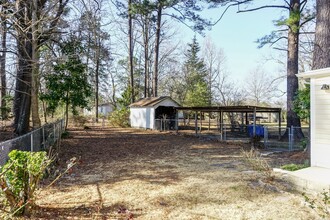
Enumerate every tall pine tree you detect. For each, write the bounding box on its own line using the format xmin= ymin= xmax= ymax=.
xmin=183 ymin=37 xmax=210 ymax=107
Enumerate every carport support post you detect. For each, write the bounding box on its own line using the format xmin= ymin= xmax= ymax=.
xmin=195 ymin=111 xmax=198 ymax=136
xmin=278 ymin=111 xmax=282 ymax=140
xmin=245 ymin=112 xmax=248 ymax=125
xmin=217 ymin=112 xmax=219 ymax=131
xmin=208 ymin=112 xmax=211 ymax=131
xmin=220 ymin=111 xmax=223 ymax=140
xmin=253 ymin=107 xmax=256 ymax=136
xmin=200 ymin=112 xmax=202 ymax=133
xmin=175 ymin=110 xmax=179 ymax=133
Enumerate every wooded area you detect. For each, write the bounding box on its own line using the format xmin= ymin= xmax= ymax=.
xmin=0 ymin=0 xmax=328 ymax=136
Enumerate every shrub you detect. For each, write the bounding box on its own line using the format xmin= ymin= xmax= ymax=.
xmin=61 ymin=130 xmax=70 ymax=138
xmin=72 ymin=115 xmax=88 ymax=127
xmin=108 ymin=108 xmax=130 ymax=128
xmin=300 ymin=138 xmax=308 ymax=150
xmin=0 ymin=150 xmax=51 ymax=216
xmin=281 ymin=163 xmax=308 ymax=171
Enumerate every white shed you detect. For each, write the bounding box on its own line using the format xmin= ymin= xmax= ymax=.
xmin=297 ymin=67 xmax=330 ymax=169
xmin=129 ymin=96 xmax=180 ymax=130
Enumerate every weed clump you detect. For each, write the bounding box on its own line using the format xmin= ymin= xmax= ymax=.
xmin=241 ymin=148 xmax=274 ymax=182
xmin=303 ymin=189 xmax=330 ymax=219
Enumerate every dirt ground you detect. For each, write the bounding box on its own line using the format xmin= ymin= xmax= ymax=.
xmin=3 ymin=126 xmax=317 ymax=219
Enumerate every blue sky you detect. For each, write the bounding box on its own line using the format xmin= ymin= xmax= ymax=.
xmin=181 ymin=1 xmax=287 ymax=83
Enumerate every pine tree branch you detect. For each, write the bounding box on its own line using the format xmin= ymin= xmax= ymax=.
xmin=237 ymin=5 xmax=289 ymax=13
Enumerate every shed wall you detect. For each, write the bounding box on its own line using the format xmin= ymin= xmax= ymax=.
xmin=130 ymin=107 xmax=155 ymax=129
xmin=311 ymin=76 xmax=330 ymax=168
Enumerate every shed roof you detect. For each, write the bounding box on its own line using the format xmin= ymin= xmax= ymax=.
xmin=129 ymin=96 xmax=179 ymax=107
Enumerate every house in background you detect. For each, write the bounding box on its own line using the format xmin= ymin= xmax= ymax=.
xmin=129 ymin=96 xmax=180 ymax=130
xmin=84 ymin=102 xmax=114 ymax=117
xmin=297 ymin=67 xmax=330 ymax=169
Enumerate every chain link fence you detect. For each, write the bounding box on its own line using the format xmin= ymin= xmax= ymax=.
xmin=155 ymin=119 xmax=309 ymax=151
xmin=0 ymin=119 xmax=64 ymax=166
xmin=263 ymin=126 xmax=309 ymax=151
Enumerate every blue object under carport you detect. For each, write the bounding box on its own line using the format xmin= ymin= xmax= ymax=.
xmin=247 ymin=125 xmax=264 ymax=137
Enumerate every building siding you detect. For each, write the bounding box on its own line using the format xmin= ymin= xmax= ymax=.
xmin=130 ymin=107 xmax=155 ymax=129
xmin=311 ymin=76 xmax=330 ymax=168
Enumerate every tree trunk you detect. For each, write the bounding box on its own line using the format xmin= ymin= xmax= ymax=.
xmin=31 ymin=0 xmax=41 ymax=129
xmin=14 ymin=38 xmax=33 ymax=135
xmin=109 ymin=69 xmax=117 ymax=108
xmin=65 ymin=92 xmax=69 ymax=130
xmin=31 ymin=50 xmax=41 ymax=129
xmin=128 ymin=0 xmax=135 ymax=103
xmin=14 ymin=1 xmax=33 ymax=135
xmin=313 ymin=0 xmax=330 ymax=69
xmin=95 ymin=39 xmax=100 ymax=123
xmin=282 ymin=0 xmax=304 ymax=140
xmin=0 ymin=7 xmax=7 ymax=120
xmin=153 ymin=3 xmax=162 ymax=97
xmin=143 ymin=15 xmax=149 ymax=98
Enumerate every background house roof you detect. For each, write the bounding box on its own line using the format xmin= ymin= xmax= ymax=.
xmin=129 ymin=96 xmax=179 ymax=107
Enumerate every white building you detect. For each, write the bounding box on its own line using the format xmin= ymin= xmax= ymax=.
xmin=297 ymin=67 xmax=330 ymax=169
xmin=129 ymin=96 xmax=180 ymax=130
xmin=84 ymin=103 xmax=114 ymax=117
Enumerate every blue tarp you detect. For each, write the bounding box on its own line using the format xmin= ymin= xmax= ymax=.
xmin=247 ymin=125 xmax=264 ymax=137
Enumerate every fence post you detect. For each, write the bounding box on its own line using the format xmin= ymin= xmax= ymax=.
xmin=264 ymin=126 xmax=268 ymax=148
xmin=224 ymin=124 xmax=227 ymax=141
xmin=54 ymin=123 xmax=56 ymax=145
xmin=42 ymin=126 xmax=45 ymax=150
xmin=195 ymin=112 xmax=198 ymax=136
xmin=291 ymin=125 xmax=295 ymax=151
xmin=31 ymin=132 xmax=34 ymax=152
xmin=288 ymin=127 xmax=292 ymax=151
xmin=57 ymin=121 xmax=61 ymax=149
xmin=200 ymin=112 xmax=202 ymax=134
xmin=175 ymin=111 xmax=179 ymax=133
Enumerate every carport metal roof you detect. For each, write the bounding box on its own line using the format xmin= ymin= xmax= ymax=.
xmin=175 ymin=105 xmax=281 ymax=113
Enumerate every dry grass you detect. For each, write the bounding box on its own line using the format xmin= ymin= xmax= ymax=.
xmin=2 ymin=126 xmax=318 ymax=219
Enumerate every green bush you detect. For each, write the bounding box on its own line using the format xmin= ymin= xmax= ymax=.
xmin=0 ymin=150 xmax=51 ymax=216
xmin=300 ymin=138 xmax=308 ymax=150
xmin=281 ymin=163 xmax=309 ymax=171
xmin=61 ymin=130 xmax=70 ymax=138
xmin=108 ymin=108 xmax=130 ymax=127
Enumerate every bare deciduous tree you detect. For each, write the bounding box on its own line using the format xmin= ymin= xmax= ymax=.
xmin=244 ymin=67 xmax=285 ymax=106
xmin=202 ymin=36 xmax=226 ymax=105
